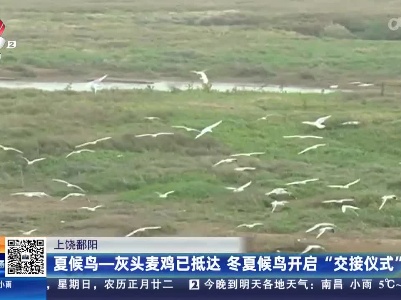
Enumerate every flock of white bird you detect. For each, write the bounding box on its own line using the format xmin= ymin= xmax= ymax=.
xmin=2 ymin=136 xmax=165 ymax=237
xmin=3 ymin=73 xmax=397 ymax=253
xmin=230 ymin=114 xmax=397 ymax=253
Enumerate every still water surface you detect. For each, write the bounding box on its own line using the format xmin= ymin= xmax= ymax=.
xmin=0 ymin=80 xmax=345 ymax=94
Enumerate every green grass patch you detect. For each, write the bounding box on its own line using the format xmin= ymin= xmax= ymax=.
xmin=2 ymin=0 xmax=401 ymax=84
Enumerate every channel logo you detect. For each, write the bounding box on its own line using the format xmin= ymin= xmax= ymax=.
xmin=0 ymin=236 xmax=4 ymax=271
xmin=0 ymin=19 xmax=5 ymax=49
xmin=0 ymin=19 xmax=17 ymax=51
xmin=0 ymin=236 xmax=4 ymax=253
xmin=0 ymin=20 xmax=5 ymax=36
xmin=388 ymin=17 xmax=401 ymax=31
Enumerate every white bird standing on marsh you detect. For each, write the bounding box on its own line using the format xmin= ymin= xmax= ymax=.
xmin=52 ymin=179 xmax=85 ymax=192
xmin=195 ymin=120 xmax=223 ymax=139
xmin=80 ymin=205 xmax=103 ymax=212
xmin=237 ymin=223 xmax=263 ymax=228
xmin=341 ymin=205 xmax=360 ymax=216
xmin=305 ymin=223 xmax=336 ymax=233
xmin=21 ymin=156 xmax=46 ymax=165
xmin=225 ymin=181 xmax=252 ymax=193
xmin=301 ymin=245 xmax=325 ymax=254
xmin=230 ymin=152 xmax=265 ymax=157
xmin=135 ymin=132 xmax=174 ymax=138
xmin=19 ymin=229 xmax=37 ymax=235
xmin=234 ymin=167 xmax=256 ymax=172
xmin=257 ymin=114 xmax=274 ymax=121
xmin=271 ymin=200 xmax=289 ymax=212
xmin=155 ymin=191 xmax=175 ymax=198
xmin=89 ymin=74 xmax=107 ymax=93
xmin=125 ymin=226 xmax=162 ymax=237
xmin=302 ymin=115 xmax=331 ymax=129
xmin=171 ymin=125 xmax=200 ymax=132
xmin=298 ymin=143 xmax=326 ymax=155
xmin=322 ymin=199 xmax=354 ymax=204
xmin=265 ymin=188 xmax=291 ymax=196
xmin=283 ymin=135 xmax=323 ymax=139
xmin=66 ymin=149 xmax=95 ymax=158
xmin=0 ymin=144 xmax=23 ymax=154
xmin=11 ymin=192 xmax=49 ymax=198
xmin=191 ymin=70 xmax=209 ymax=84
xmin=286 ymin=178 xmax=319 ymax=186
xmin=213 ymin=158 xmax=237 ymax=167
xmin=379 ymin=195 xmax=397 ymax=210
xmin=316 ymin=226 xmax=335 ymax=239
xmin=61 ymin=193 xmax=86 ymax=201
xmin=75 ymin=137 xmax=112 ymax=148
xmin=341 ymin=121 xmax=360 ymax=125
xmin=327 ymin=179 xmax=360 ymax=189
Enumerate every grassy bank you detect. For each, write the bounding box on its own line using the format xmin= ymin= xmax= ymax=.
xmin=2 ymin=0 xmax=401 ymax=85
xmin=0 ymin=88 xmax=400 ymax=243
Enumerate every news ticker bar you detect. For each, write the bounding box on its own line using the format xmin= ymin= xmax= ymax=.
xmin=0 ymin=237 xmax=246 ymax=254
xmin=0 ymin=278 xmax=401 ymax=300
xmin=45 ymin=277 xmax=401 ymax=299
